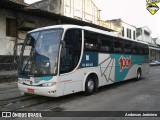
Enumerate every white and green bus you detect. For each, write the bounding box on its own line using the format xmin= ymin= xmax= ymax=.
xmin=18 ymin=25 xmax=150 ymax=97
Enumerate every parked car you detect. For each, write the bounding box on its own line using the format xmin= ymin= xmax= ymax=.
xmin=150 ymin=60 xmax=160 ymax=66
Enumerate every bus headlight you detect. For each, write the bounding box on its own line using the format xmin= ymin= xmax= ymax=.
xmin=42 ymin=82 xmax=57 ymax=87
xmin=18 ymin=79 xmax=23 ymax=84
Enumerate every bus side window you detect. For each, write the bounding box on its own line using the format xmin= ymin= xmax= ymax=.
xmin=137 ymin=43 xmax=144 ymax=55
xmin=100 ymin=34 xmax=113 ymax=53
xmin=113 ymin=37 xmax=124 ymax=53
xmin=84 ymin=31 xmax=98 ymax=52
xmin=144 ymin=44 xmax=149 ymax=55
xmin=60 ymin=29 xmax=82 ymax=74
xmin=124 ymin=41 xmax=132 ymax=54
xmin=132 ymin=42 xmax=138 ymax=54
xmin=141 ymin=44 xmax=148 ymax=55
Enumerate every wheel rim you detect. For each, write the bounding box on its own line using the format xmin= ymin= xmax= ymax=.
xmin=87 ymin=79 xmax=94 ymax=92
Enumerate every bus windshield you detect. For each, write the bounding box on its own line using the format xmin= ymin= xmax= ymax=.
xmin=19 ymin=29 xmax=63 ymax=76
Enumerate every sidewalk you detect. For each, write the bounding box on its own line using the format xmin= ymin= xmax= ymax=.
xmin=0 ymin=70 xmax=18 ymax=83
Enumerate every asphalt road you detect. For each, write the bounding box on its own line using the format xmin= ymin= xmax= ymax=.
xmin=0 ymin=66 xmax=160 ymax=120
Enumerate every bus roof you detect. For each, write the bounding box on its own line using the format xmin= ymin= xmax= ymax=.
xmin=29 ymin=24 xmax=149 ymax=45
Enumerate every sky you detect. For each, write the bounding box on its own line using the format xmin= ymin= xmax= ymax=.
xmin=25 ymin=0 xmax=160 ymax=37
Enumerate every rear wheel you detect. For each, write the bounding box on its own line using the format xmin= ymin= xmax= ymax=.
xmin=85 ymin=76 xmax=96 ymax=95
xmin=136 ymin=69 xmax=141 ymax=80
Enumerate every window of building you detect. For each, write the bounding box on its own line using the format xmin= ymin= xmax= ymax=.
xmin=6 ymin=18 xmax=17 ymax=37
xmin=127 ymin=28 xmax=131 ymax=39
xmin=133 ymin=31 xmax=136 ymax=40
xmin=122 ymin=27 xmax=124 ymax=37
xmin=136 ymin=28 xmax=142 ymax=37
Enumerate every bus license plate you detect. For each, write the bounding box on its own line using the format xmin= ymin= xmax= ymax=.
xmin=28 ymin=88 xmax=34 ymax=93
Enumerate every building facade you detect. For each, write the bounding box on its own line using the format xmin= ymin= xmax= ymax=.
xmin=136 ymin=26 xmax=152 ymax=43
xmin=1 ymin=0 xmax=160 ymax=71
xmin=0 ymin=0 xmax=114 ymax=70
xmin=107 ymin=19 xmax=160 ymax=61
xmin=106 ymin=19 xmax=136 ymax=40
xmin=32 ymin=0 xmax=121 ymax=32
xmin=32 ymin=0 xmax=101 ymax=25
xmin=137 ymin=26 xmax=160 ymax=61
xmin=149 ymin=42 xmax=160 ymax=61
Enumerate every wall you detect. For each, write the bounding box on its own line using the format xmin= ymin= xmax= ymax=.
xmin=0 ymin=9 xmax=17 ymax=70
xmin=33 ymin=0 xmax=100 ymax=25
xmin=99 ymin=20 xmax=121 ymax=32
xmin=0 ymin=10 xmax=16 ymax=56
xmin=0 ymin=8 xmax=60 ymax=58
xmin=16 ymin=12 xmax=58 ymax=56
xmin=63 ymin=0 xmax=100 ymax=25
xmin=32 ymin=0 xmax=61 ymax=14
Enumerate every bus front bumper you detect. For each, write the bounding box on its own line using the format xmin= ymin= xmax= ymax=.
xmin=18 ymin=83 xmax=59 ymax=97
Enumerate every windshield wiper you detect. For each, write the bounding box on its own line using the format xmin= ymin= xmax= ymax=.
xmin=22 ymin=47 xmax=35 ymax=73
xmin=22 ymin=47 xmax=35 ymax=74
xmin=22 ymin=49 xmax=43 ymax=76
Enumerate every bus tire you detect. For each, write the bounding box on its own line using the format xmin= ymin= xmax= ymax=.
xmin=136 ymin=68 xmax=141 ymax=80
xmin=85 ymin=75 xmax=97 ymax=96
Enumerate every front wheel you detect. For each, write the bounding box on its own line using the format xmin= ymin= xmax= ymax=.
xmin=85 ymin=76 xmax=96 ymax=96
